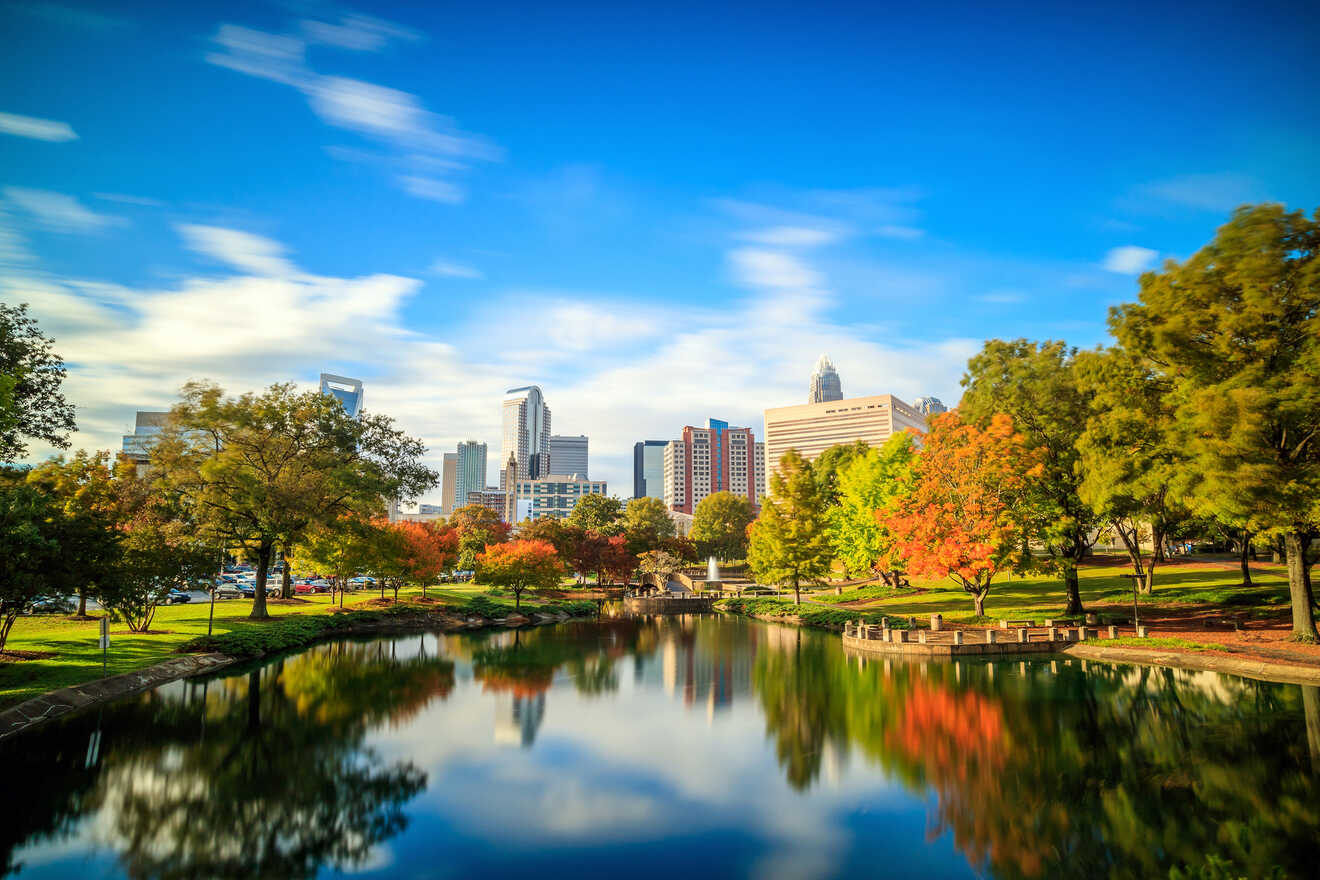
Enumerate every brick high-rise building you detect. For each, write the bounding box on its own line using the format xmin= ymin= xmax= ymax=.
xmin=663 ymin=419 xmax=761 ymax=514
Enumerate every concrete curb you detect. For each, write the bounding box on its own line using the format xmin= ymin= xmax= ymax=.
xmin=1061 ymin=644 xmax=1320 ymax=687
xmin=0 ymin=653 xmax=238 ymax=742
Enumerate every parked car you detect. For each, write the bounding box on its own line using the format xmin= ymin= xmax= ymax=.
xmin=347 ymin=576 xmax=375 ymax=588
xmin=29 ymin=596 xmax=75 ymax=614
xmin=214 ymin=585 xmax=242 ymax=599
xmin=166 ymin=589 xmax=192 ymax=604
xmin=293 ymin=582 xmax=317 ymax=595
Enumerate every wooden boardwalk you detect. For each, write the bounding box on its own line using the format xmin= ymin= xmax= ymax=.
xmin=843 ymin=619 xmax=1135 ymax=657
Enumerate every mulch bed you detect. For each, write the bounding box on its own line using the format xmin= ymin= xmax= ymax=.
xmin=267 ymin=598 xmax=313 ymax=605
xmin=0 ymin=650 xmax=58 ymax=663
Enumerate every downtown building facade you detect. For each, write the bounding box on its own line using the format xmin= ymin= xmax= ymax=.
xmin=121 ymin=411 xmax=170 ymax=465
xmin=440 ymin=453 xmax=458 ymax=515
xmin=455 ymin=441 xmax=488 ymax=513
xmin=662 ymin=419 xmax=764 ymax=514
xmin=502 ymin=385 xmax=551 ymax=484
xmin=548 ymin=434 xmax=588 ymax=478
xmin=515 ymin=474 xmax=608 ymax=521
xmin=763 ymin=393 xmax=926 ymax=485
xmin=633 ymin=440 xmax=667 ymax=499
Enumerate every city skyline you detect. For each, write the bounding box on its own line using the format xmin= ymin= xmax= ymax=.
xmin=3 ymin=1 xmax=1317 ymax=502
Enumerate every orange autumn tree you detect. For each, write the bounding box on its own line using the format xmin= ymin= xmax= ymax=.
xmin=399 ymin=521 xmax=459 ymax=600
xmin=477 ymin=538 xmax=565 ymax=610
xmin=885 ymin=411 xmax=1039 ymax=617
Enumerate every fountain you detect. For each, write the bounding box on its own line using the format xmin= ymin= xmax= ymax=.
xmin=707 ymin=556 xmax=720 ymax=582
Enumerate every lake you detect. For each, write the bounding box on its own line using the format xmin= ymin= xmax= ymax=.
xmin=3 ymin=614 xmax=1318 ymax=879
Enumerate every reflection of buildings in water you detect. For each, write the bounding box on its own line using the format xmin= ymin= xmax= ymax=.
xmin=493 ymin=692 xmax=546 ymax=747
xmin=659 ymin=627 xmax=754 ymax=722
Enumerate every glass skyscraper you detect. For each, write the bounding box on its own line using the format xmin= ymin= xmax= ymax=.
xmin=633 ymin=440 xmax=667 ymax=499
xmin=455 ymin=440 xmax=487 ymax=510
xmin=319 ymin=373 xmax=364 ymax=418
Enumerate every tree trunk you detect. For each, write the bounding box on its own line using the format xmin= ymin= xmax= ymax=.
xmin=1144 ymin=526 xmax=1165 ymax=593
xmin=1114 ymin=519 xmax=1148 ymax=594
xmin=1063 ymin=562 xmax=1084 ymax=616
xmin=77 ymin=590 xmax=87 ymax=618
xmin=973 ymin=589 xmax=986 ymax=617
xmin=1239 ymin=532 xmax=1254 ymax=587
xmin=1283 ymin=531 xmax=1319 ymax=641
xmin=792 ymin=578 xmax=801 ymax=606
xmin=514 ymin=587 xmax=521 ymax=611
xmin=249 ymin=542 xmax=272 ymax=620
xmin=280 ymin=549 xmax=293 ymax=599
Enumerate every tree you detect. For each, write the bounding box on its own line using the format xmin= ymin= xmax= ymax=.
xmin=0 ymin=302 xmax=76 ymax=462
xmin=566 ymin=493 xmax=623 ymax=535
xmin=747 ymin=450 xmax=831 ymax=604
xmin=100 ymin=458 xmax=217 ymax=632
xmin=638 ymin=549 xmax=685 ymax=581
xmin=153 ymin=382 xmax=435 ymax=619
xmin=690 ymin=491 xmax=755 ymax=561
xmin=25 ymin=450 xmax=123 ymax=617
xmin=827 ymin=432 xmax=918 ymax=580
xmin=570 ymin=530 xmax=610 ymax=585
xmin=477 ymin=539 xmax=564 ymax=610
xmin=1074 ymin=348 xmax=1189 ymax=593
xmin=396 ymin=520 xmax=459 ymax=599
xmin=811 ymin=440 xmax=871 ymax=506
xmin=598 ymin=535 xmax=636 ymax=586
xmin=1108 ymin=205 xmax=1320 ymax=640
xmin=293 ymin=514 xmax=381 ymax=607
xmin=0 ymin=480 xmax=65 ymax=651
xmin=884 ymin=412 xmax=1038 ymax=616
xmin=960 ymin=339 xmax=1100 ymax=615
xmin=517 ymin=517 xmax=583 ymax=562
xmin=450 ymin=503 xmax=509 ymax=570
xmin=622 ymin=496 xmax=674 ymax=555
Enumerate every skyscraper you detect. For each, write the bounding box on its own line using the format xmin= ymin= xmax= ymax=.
xmin=501 ymin=385 xmax=551 ymax=483
xmin=441 ymin=452 xmax=458 ymax=515
xmin=121 ymin=411 xmax=169 ymax=465
xmin=320 ymin=373 xmax=364 ymax=418
xmin=808 ymin=355 xmax=843 ymax=403
xmin=455 ymin=441 xmax=487 ymax=512
xmin=549 ymin=434 xmax=588 ymax=477
xmin=663 ymin=419 xmax=760 ymax=514
xmin=764 ymin=393 xmax=926 ymax=486
xmin=914 ymin=396 xmax=948 ymax=416
xmin=633 ymin=440 xmax=667 ymax=499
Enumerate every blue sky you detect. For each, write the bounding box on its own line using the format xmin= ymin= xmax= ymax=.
xmin=2 ymin=0 xmax=1317 ymax=500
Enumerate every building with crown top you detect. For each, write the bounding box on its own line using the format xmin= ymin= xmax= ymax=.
xmin=808 ymin=354 xmax=843 ymax=403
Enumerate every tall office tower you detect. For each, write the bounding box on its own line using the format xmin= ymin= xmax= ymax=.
xmin=503 ymin=452 xmax=518 ymax=524
xmin=319 ymin=373 xmax=364 ymax=418
xmin=663 ymin=419 xmax=759 ymax=514
xmin=755 ymin=441 xmax=766 ymax=505
xmin=121 ymin=411 xmax=170 ymax=465
xmin=633 ymin=440 xmax=667 ymax=499
xmin=455 ymin=441 xmax=487 ymax=512
xmin=808 ymin=354 xmax=843 ymax=403
xmin=502 ymin=385 xmax=551 ymax=484
xmin=913 ymin=396 xmax=948 ymax=416
xmin=549 ymin=434 xmax=588 ymax=477
xmin=441 ymin=453 xmax=458 ymax=515
xmin=764 ymin=393 xmax=926 ymax=486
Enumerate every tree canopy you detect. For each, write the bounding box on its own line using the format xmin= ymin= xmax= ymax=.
xmin=827 ymin=432 xmax=917 ymax=579
xmin=477 ymin=539 xmax=564 ymax=610
xmin=0 ymin=302 xmax=76 ymax=462
xmin=566 ymin=493 xmax=624 ymax=534
xmin=690 ymin=490 xmax=755 ymax=561
xmin=747 ymin=450 xmax=831 ymax=604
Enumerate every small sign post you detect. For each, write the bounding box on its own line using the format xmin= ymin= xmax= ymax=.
xmin=98 ymin=617 xmax=109 ymax=676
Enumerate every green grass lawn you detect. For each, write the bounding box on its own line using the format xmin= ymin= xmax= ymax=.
xmin=0 ymin=580 xmax=596 ymax=709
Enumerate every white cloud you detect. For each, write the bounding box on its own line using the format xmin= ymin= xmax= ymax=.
xmin=205 ymin=19 xmax=497 ymax=201
xmin=739 ymin=226 xmax=841 ymax=248
xmin=431 ymin=259 xmax=484 ymax=279
xmin=1130 ymin=173 xmax=1265 ymax=213
xmin=4 ymin=187 xmax=124 ymax=233
xmin=728 ymin=248 xmax=823 ymax=290
xmin=874 ymin=224 xmax=925 ymax=240
xmin=0 ymin=111 xmax=77 ymax=142
xmin=1102 ymin=245 xmax=1158 ymax=275
xmin=301 ymin=14 xmax=421 ymax=51
xmin=177 ymin=224 xmax=299 ymax=277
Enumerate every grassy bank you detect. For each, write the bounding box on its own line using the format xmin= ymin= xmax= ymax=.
xmin=0 ymin=582 xmax=596 ymax=709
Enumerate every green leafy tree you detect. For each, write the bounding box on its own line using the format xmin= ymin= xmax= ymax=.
xmin=1108 ymin=204 xmax=1320 ymax=639
xmin=622 ymin=495 xmax=675 ymax=555
xmin=0 ymin=480 xmax=67 ymax=650
xmin=153 ymin=382 xmax=436 ymax=620
xmin=960 ymin=339 xmax=1100 ymax=615
xmin=450 ymin=503 xmax=509 ymax=570
xmin=100 ymin=458 xmax=217 ymax=632
xmin=690 ymin=491 xmax=755 ymax=561
xmin=827 ymin=432 xmax=917 ymax=579
xmin=1074 ymin=348 xmax=1189 ymax=593
xmin=293 ymin=514 xmax=381 ymax=606
xmin=0 ymin=302 xmax=76 ymax=462
xmin=747 ymin=450 xmax=831 ymax=604
xmin=517 ymin=517 xmax=584 ymax=562
xmin=25 ymin=450 xmax=123 ymax=617
xmin=566 ymin=493 xmax=624 ymax=535
xmin=811 ymin=440 xmax=871 ymax=506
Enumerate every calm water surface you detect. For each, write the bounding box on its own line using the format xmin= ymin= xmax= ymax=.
xmin=4 ymin=615 xmax=1318 ymax=879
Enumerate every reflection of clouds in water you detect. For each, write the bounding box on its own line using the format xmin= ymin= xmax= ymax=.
xmin=366 ymin=628 xmax=912 ymax=876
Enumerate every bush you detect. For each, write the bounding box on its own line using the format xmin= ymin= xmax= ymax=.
xmin=717 ymin=597 xmax=911 ymax=629
xmin=461 ymin=595 xmax=506 ymax=619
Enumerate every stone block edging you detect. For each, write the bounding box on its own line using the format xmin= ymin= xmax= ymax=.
xmin=1061 ymin=644 xmax=1320 ymax=687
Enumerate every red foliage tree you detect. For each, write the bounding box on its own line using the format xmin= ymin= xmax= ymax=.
xmin=884 ymin=412 xmax=1038 ymax=616
xmin=570 ymin=530 xmax=609 ymax=585
xmin=398 ymin=521 xmax=459 ymax=599
xmin=598 ymin=535 xmax=636 ymax=586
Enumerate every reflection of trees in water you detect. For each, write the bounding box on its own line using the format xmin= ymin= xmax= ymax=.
xmin=754 ymin=638 xmax=1320 ymax=879
xmin=1 ymin=639 xmax=455 ymax=879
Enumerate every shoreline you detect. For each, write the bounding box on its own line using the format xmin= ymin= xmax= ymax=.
xmin=0 ymin=609 xmax=587 ymax=742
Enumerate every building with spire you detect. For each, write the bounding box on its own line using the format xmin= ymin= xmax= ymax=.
xmin=503 ymin=451 xmax=518 ymax=524
xmin=913 ymin=396 xmax=948 ymax=416
xmin=808 ymin=355 xmax=843 ymax=403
